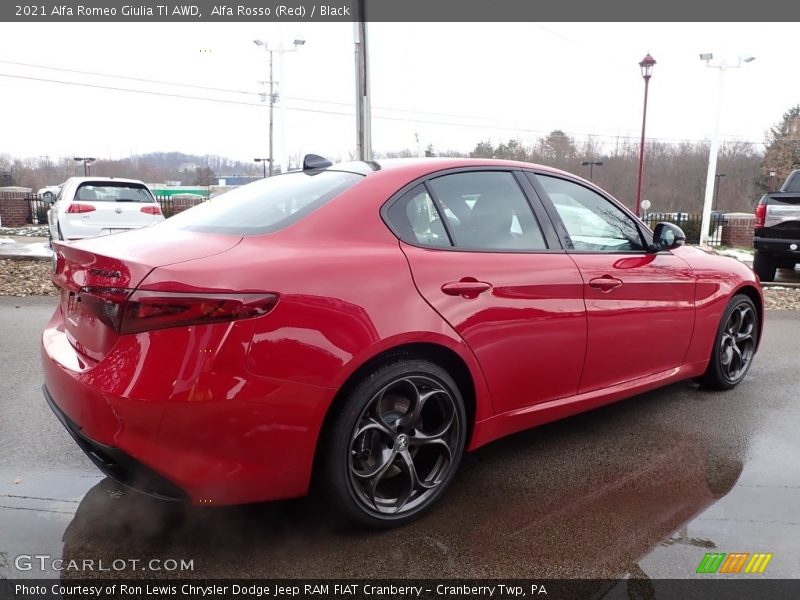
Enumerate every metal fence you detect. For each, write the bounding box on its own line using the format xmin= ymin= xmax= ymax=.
xmin=27 ymin=194 xmax=49 ymax=225
xmin=19 ymin=193 xmax=207 ymax=224
xmin=642 ymin=213 xmax=727 ymax=246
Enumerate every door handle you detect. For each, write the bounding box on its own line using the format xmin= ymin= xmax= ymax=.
xmin=441 ymin=279 xmax=492 ymax=298
xmin=588 ymin=276 xmax=623 ymax=292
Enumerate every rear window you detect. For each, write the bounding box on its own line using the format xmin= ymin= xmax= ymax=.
xmin=159 ymin=170 xmax=363 ymax=235
xmin=75 ymin=182 xmax=155 ymax=203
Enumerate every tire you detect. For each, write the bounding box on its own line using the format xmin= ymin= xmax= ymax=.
xmin=753 ymin=251 xmax=776 ymax=282
xmin=697 ymin=294 xmax=759 ymax=391
xmin=319 ymin=358 xmax=467 ymax=528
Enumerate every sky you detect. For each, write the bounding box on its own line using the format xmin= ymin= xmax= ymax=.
xmin=0 ymin=22 xmax=798 ymax=169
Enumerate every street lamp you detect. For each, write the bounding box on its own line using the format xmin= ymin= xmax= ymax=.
xmin=254 ymin=157 xmax=271 ymax=179
xmin=581 ymin=160 xmax=603 ymax=181
xmin=698 ymin=53 xmax=755 ymax=245
xmin=635 ymin=53 xmax=656 ymax=218
xmin=713 ymin=172 xmax=726 ymax=211
xmin=769 ymin=169 xmax=777 ymax=192
xmin=253 ymin=37 xmax=306 ymax=177
xmin=73 ymin=157 xmax=95 ymax=176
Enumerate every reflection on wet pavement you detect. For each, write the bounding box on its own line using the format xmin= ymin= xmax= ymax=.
xmin=2 ymin=313 xmax=799 ymax=580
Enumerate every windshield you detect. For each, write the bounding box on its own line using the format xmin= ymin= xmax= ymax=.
xmin=158 ymin=170 xmax=363 ymax=235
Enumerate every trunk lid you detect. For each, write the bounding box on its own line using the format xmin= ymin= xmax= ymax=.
xmin=52 ymin=228 xmax=242 ymax=361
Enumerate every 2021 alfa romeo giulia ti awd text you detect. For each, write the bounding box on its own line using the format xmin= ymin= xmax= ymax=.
xmin=42 ymin=157 xmax=763 ymax=527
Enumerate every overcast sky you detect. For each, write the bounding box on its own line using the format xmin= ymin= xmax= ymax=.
xmin=0 ymin=22 xmax=797 ymax=168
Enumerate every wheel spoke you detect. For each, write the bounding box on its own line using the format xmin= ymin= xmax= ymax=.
xmin=352 ymin=447 xmax=396 ymax=480
xmin=399 ymin=449 xmax=438 ymax=491
xmin=729 ymin=344 xmax=744 ymax=377
xmin=409 ymin=412 xmax=455 ymax=445
xmin=399 ymin=388 xmax=447 ymax=429
xmin=351 ymin=418 xmax=394 ymax=444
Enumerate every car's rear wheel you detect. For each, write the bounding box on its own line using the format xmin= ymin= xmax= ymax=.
xmin=320 ymin=359 xmax=466 ymax=528
xmin=697 ymin=294 xmax=758 ymax=390
xmin=753 ymin=251 xmax=776 ymax=282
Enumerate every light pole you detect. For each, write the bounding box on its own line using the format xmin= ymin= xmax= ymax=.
xmin=698 ymin=53 xmax=755 ymax=245
xmin=713 ymin=172 xmax=726 ymax=211
xmin=769 ymin=169 xmax=777 ymax=192
xmin=254 ymin=158 xmax=270 ymax=179
xmin=354 ymin=0 xmax=372 ymax=160
xmin=635 ymin=53 xmax=656 ymax=218
xmin=253 ymin=37 xmax=305 ymax=177
xmin=73 ymin=157 xmax=95 ymax=176
xmin=581 ymin=160 xmax=603 ymax=181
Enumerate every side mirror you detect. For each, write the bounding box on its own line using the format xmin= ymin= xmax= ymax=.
xmin=650 ymin=222 xmax=686 ymax=252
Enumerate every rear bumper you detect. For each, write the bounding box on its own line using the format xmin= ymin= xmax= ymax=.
xmin=754 ymin=236 xmax=800 ymax=259
xmin=44 ymin=385 xmax=187 ymax=501
xmin=41 ymin=308 xmax=335 ymax=506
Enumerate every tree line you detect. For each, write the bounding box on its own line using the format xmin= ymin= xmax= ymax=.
xmin=4 ymin=106 xmax=800 ymax=214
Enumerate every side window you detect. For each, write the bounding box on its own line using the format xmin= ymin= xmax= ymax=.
xmin=536 ymin=175 xmax=645 ymax=252
xmin=427 ymin=171 xmax=547 ymax=251
xmin=385 ymin=184 xmax=452 ymax=248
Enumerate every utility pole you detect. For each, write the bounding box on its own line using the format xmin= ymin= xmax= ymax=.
xmin=254 ymin=38 xmax=305 ymax=176
xmin=354 ymin=0 xmax=372 ymax=161
xmin=698 ymin=53 xmax=755 ymax=245
xmin=73 ymin=157 xmax=95 ymax=176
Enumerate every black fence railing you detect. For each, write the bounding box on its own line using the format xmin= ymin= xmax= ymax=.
xmin=154 ymin=195 xmax=207 ymax=218
xmin=19 ymin=193 xmax=208 ymax=224
xmin=27 ymin=194 xmax=50 ymax=225
xmin=642 ymin=212 xmax=727 ymax=246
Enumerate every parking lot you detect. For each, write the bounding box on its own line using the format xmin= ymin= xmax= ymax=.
xmin=1 ymin=296 xmax=799 ymax=580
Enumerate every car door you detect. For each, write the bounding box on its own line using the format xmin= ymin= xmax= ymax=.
xmin=530 ymin=173 xmax=696 ymax=394
xmin=384 ymin=170 xmax=587 ymax=414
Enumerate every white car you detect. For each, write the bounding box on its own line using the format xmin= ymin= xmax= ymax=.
xmin=38 ymin=184 xmax=63 ymax=202
xmin=48 ymin=177 xmax=165 ymax=242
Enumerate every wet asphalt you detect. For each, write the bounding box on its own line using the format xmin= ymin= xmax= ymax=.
xmin=1 ymin=296 xmax=798 ymax=580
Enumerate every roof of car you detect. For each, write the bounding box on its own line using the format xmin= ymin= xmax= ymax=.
xmin=65 ymin=176 xmax=149 ymax=185
xmin=326 ymin=157 xmax=575 ymax=179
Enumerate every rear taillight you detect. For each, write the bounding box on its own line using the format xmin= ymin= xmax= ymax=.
xmin=754 ymin=202 xmax=766 ymax=228
xmin=74 ymin=287 xmax=134 ymax=331
xmin=66 ymin=203 xmax=96 ymax=214
xmin=74 ymin=287 xmax=278 ymax=335
xmin=141 ymin=205 xmax=162 ymax=215
xmin=120 ymin=291 xmax=278 ymax=334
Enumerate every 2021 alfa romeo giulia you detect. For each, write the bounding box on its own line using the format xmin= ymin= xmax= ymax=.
xmin=42 ymin=157 xmax=763 ymax=527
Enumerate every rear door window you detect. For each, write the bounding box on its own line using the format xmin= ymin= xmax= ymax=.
xmin=427 ymin=171 xmax=547 ymax=251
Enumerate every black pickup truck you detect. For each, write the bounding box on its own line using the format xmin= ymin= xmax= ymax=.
xmin=753 ymin=169 xmax=800 ymax=281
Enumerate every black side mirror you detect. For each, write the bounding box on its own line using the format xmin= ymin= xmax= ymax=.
xmin=650 ymin=222 xmax=686 ymax=252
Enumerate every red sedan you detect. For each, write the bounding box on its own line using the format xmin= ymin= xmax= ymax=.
xmin=42 ymin=157 xmax=762 ymax=527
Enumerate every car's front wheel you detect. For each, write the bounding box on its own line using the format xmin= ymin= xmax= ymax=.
xmin=320 ymin=358 xmax=466 ymax=528
xmin=697 ymin=294 xmax=759 ymax=390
